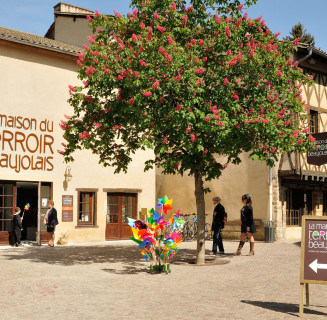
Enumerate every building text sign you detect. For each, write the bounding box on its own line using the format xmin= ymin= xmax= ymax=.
xmin=62 ymin=195 xmax=73 ymax=222
xmin=299 ymin=216 xmax=327 ymax=317
xmin=307 ymin=132 xmax=327 ymax=166
xmin=301 ymin=215 xmax=327 ymax=283
xmin=0 ymin=113 xmax=54 ymax=173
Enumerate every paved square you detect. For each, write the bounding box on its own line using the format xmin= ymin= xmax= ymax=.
xmin=0 ymin=240 xmax=326 ymax=320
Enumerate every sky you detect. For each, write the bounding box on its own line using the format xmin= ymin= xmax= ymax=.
xmin=1 ymin=0 xmax=326 ymax=51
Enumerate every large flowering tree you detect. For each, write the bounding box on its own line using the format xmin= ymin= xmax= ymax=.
xmin=61 ymin=0 xmax=314 ymax=264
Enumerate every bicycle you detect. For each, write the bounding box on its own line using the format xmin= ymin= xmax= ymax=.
xmin=181 ymin=213 xmax=213 ymax=241
xmin=181 ymin=213 xmax=197 ymax=241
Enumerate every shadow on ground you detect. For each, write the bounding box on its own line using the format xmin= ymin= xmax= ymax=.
xmin=1 ymin=245 xmax=233 ymax=274
xmin=241 ymin=300 xmax=327 ymax=317
xmin=293 ymin=241 xmax=301 ymax=248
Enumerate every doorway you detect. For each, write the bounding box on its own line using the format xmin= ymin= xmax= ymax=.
xmin=16 ymin=182 xmax=38 ymax=241
xmin=106 ymin=193 xmax=136 ymax=240
xmin=0 ymin=180 xmax=52 ymax=245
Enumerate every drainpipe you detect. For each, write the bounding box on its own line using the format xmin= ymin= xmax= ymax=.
xmin=269 ymin=166 xmax=273 ymax=221
xmin=265 ymin=165 xmax=275 ymax=242
xmin=296 ymin=46 xmax=313 ymax=64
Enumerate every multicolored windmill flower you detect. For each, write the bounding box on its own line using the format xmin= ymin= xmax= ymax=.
xmin=129 ymin=196 xmax=185 ymax=273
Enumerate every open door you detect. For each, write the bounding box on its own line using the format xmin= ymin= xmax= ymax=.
xmin=39 ymin=182 xmax=52 ymax=244
xmin=16 ymin=182 xmax=38 ymax=242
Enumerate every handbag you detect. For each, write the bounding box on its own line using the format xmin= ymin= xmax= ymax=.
xmin=43 ymin=210 xmax=49 ymax=225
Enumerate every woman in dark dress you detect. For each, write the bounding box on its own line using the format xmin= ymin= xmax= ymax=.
xmin=234 ymin=194 xmax=256 ymax=256
xmin=46 ymin=200 xmax=58 ymax=247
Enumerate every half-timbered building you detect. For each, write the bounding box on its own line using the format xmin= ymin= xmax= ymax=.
xmin=276 ymin=44 xmax=327 ymax=240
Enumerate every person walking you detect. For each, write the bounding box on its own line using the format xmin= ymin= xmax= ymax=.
xmin=46 ymin=200 xmax=58 ymax=247
xmin=211 ymin=196 xmax=226 ymax=255
xmin=234 ymin=194 xmax=256 ymax=256
xmin=13 ymin=207 xmax=23 ymax=247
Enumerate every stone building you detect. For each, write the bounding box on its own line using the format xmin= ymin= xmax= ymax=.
xmin=0 ymin=3 xmax=155 ymax=245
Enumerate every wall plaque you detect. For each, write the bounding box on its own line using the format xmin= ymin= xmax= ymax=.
xmin=62 ymin=195 xmax=73 ymax=222
xmin=307 ymin=132 xmax=327 ymax=166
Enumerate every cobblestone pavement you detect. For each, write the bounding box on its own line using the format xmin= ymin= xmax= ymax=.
xmin=0 ymin=240 xmax=326 ymax=320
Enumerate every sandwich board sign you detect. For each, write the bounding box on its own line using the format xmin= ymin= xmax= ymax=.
xmin=300 ymin=215 xmax=327 ymax=317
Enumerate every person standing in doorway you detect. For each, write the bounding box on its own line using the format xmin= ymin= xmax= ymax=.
xmin=46 ymin=200 xmax=58 ymax=247
xmin=13 ymin=207 xmax=23 ymax=247
xmin=211 ymin=196 xmax=226 ymax=255
xmin=234 ymin=194 xmax=256 ymax=256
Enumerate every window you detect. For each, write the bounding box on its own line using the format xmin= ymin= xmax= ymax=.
xmin=107 ymin=193 xmax=136 ymax=224
xmin=309 ymin=110 xmax=318 ymax=134
xmin=121 ymin=195 xmax=134 ymax=223
xmin=107 ymin=195 xmax=118 ymax=223
xmin=0 ymin=183 xmax=15 ymax=232
xmin=286 ymin=189 xmax=312 ymax=226
xmin=78 ymin=192 xmax=96 ymax=226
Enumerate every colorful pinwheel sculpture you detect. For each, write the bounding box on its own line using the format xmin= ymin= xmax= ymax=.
xmin=129 ymin=196 xmax=185 ymax=273
xmin=22 ymin=203 xmax=31 ymax=219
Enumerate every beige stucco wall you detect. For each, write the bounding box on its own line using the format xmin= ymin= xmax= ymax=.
xmin=54 ymin=16 xmax=92 ymax=48
xmin=156 ymin=153 xmax=269 ymax=240
xmin=0 ymin=42 xmax=155 ymax=243
xmin=285 ymin=227 xmax=302 ymax=241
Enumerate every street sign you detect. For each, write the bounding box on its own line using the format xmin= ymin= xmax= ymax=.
xmin=299 ymin=215 xmax=327 ymax=317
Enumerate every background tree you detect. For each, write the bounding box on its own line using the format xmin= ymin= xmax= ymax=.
xmin=61 ymin=0 xmax=314 ymax=264
xmin=284 ymin=22 xmax=315 ymax=46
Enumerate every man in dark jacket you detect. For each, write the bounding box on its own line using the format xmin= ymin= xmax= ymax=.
xmin=13 ymin=207 xmax=23 ymax=247
xmin=211 ymin=197 xmax=226 ymax=255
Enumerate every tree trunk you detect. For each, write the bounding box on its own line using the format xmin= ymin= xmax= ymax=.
xmin=194 ymin=170 xmax=206 ymax=264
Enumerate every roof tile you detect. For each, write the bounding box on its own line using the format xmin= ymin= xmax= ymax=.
xmin=0 ymin=26 xmax=82 ymax=55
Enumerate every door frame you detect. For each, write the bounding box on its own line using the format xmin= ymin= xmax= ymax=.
xmin=0 ymin=181 xmax=16 ymax=245
xmin=39 ymin=181 xmax=53 ymax=245
xmin=105 ymin=193 xmax=137 ymax=240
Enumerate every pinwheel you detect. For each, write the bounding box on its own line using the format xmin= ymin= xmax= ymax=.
xmin=128 ymin=196 xmax=185 ymax=273
xmin=138 ymin=236 xmax=155 ymax=250
xmin=22 ymin=203 xmax=31 ymax=219
xmin=156 ymin=196 xmax=173 ymax=214
xmin=172 ymin=217 xmax=185 ymax=230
